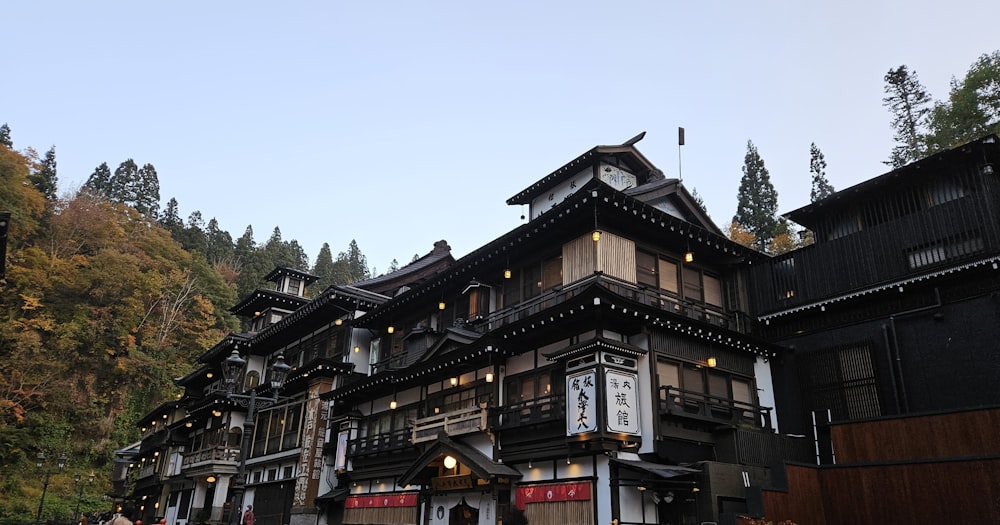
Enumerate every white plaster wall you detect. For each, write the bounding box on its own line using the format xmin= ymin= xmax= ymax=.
xmin=753 ymin=356 xmax=778 ymax=431
xmin=427 ymin=493 xmax=496 ymax=525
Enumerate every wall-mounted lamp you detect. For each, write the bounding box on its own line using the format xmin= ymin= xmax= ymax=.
xmin=390 ymin=399 xmax=397 ymax=410
xmin=206 ymin=372 xmax=214 ymax=379
xmin=443 ymin=455 xmax=457 ymax=470
xmin=486 ymin=372 xmax=494 ymax=383
xmin=212 ymin=409 xmax=222 ymax=417
xmin=566 ymin=456 xmax=571 ymax=465
xmin=335 ymin=318 xmax=343 ymax=326
xmin=185 ymin=421 xmax=193 ymax=428
xmin=387 ymin=326 xmax=394 ymax=334
xmin=439 ymin=301 xmax=446 ymax=310
xmin=450 ymin=377 xmax=458 ymax=387
xmin=692 ymin=486 xmax=700 ymax=493
xmin=504 ymin=268 xmax=511 ymax=279
xmin=206 ymin=475 xmax=216 ymax=484
xmin=684 ymin=249 xmax=694 ymax=263
xmin=527 ymin=460 xmax=532 ymax=469
xmin=354 ymin=346 xmax=360 ymax=353
xmin=592 ymin=230 xmax=601 ymax=242
xmin=637 ymin=485 xmax=646 ymax=492
xmin=707 ymin=357 xmax=717 ymax=368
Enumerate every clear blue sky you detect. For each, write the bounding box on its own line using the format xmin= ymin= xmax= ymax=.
xmin=5 ymin=1 xmax=998 ymax=273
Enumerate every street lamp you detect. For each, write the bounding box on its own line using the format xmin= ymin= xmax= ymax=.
xmin=222 ymin=350 xmax=290 ymax=525
xmin=35 ymin=452 xmax=67 ymax=525
xmin=75 ymin=472 xmax=96 ymax=520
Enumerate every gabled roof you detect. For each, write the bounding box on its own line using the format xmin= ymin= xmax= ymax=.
xmin=507 ymin=131 xmax=660 ymax=205
xmin=229 ymin=288 xmax=309 ymax=317
xmin=356 ymin=180 xmax=765 ymax=328
xmin=397 ymin=433 xmax=521 ymax=487
xmin=264 ymin=266 xmax=318 ymax=285
xmin=352 ymin=240 xmax=455 ymax=296
xmin=624 ymin=177 xmax=723 ymax=236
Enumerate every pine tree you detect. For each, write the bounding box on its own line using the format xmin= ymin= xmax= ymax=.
xmin=883 ymin=65 xmax=932 ymax=168
xmin=0 ymin=123 xmax=12 ymax=148
xmin=83 ymin=162 xmax=112 ymax=197
xmin=205 ymin=218 xmax=234 ymax=265
xmin=30 ymin=146 xmax=59 ymax=201
xmin=111 ymin=159 xmax=139 ymax=204
xmin=312 ymin=243 xmax=337 ymax=292
xmin=160 ymin=198 xmax=183 ymax=236
xmin=809 ymin=143 xmax=834 ymax=202
xmin=135 ymin=163 xmax=160 ymax=219
xmin=734 ymin=140 xmax=781 ymax=252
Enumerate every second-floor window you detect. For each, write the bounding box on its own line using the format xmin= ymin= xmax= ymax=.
xmin=426 ymin=383 xmax=491 ymax=415
xmin=638 ymin=249 xmax=723 ymax=308
xmin=505 ymin=366 xmax=565 ymax=406
xmin=252 ymin=401 xmax=304 ymax=456
xmin=656 ymin=359 xmax=754 ymax=410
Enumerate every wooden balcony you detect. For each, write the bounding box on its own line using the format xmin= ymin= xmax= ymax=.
xmin=348 ymin=428 xmax=414 ymax=457
xmin=411 ymin=405 xmax=489 ymax=444
xmin=477 ymin=273 xmax=753 ymax=335
xmin=180 ymin=445 xmax=239 ymax=470
xmin=659 ymin=386 xmax=772 ymax=430
xmin=494 ymin=394 xmax=565 ymax=430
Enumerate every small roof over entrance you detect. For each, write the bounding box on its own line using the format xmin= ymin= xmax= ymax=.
xmin=397 ymin=433 xmax=521 ymax=487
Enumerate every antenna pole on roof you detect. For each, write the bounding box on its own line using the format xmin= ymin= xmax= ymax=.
xmin=678 ymin=126 xmax=685 ymax=183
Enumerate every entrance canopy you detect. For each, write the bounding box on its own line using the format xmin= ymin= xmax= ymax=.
xmin=397 ymin=433 xmax=521 ymax=487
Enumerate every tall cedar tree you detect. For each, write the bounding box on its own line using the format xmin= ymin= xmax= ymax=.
xmin=883 ymin=65 xmax=932 ymax=168
xmin=809 ymin=143 xmax=835 ymax=202
xmin=927 ymin=50 xmax=1000 ymax=153
xmin=160 ymin=197 xmax=184 ymax=236
xmin=84 ymin=162 xmax=112 ymax=196
xmin=311 ymin=242 xmax=337 ymax=294
xmin=30 ymin=146 xmax=59 ymax=201
xmin=734 ymin=140 xmax=781 ymax=251
xmin=0 ymin=123 xmax=12 ymax=147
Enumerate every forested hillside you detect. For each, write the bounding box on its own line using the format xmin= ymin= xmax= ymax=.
xmin=0 ymin=133 xmax=372 ymax=520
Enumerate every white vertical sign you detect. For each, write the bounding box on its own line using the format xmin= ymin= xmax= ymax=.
xmin=566 ymin=369 xmax=598 ymax=435
xmin=605 ymin=369 xmax=640 ymax=435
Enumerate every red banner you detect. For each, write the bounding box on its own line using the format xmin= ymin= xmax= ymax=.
xmin=346 ymin=493 xmax=419 ymax=508
xmin=515 ymin=482 xmax=591 ymax=509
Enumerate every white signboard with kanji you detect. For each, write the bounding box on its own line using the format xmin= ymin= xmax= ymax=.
xmin=566 ymin=369 xmax=598 ymax=435
xmin=605 ymin=369 xmax=640 ymax=435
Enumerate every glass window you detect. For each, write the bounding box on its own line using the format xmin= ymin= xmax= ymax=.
xmin=658 ymin=258 xmax=679 ymax=293
xmin=637 ymin=250 xmax=657 ymax=287
xmin=682 ymin=266 xmax=702 ymax=302
xmin=541 ymin=256 xmax=562 ymax=291
xmin=656 ymin=361 xmax=680 ymax=389
xmin=703 ymin=274 xmax=723 ymax=307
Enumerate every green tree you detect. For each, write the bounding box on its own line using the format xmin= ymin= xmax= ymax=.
xmin=29 ymin=146 xmax=58 ymax=201
xmin=0 ymin=123 xmax=12 ymax=148
xmin=205 ymin=218 xmax=235 ymax=265
xmin=159 ymin=197 xmax=183 ymax=237
xmin=83 ymin=162 xmax=112 ymax=197
xmin=926 ymin=50 xmax=1000 ymax=153
xmin=809 ymin=143 xmax=834 ymax=202
xmin=311 ymin=243 xmax=337 ymax=293
xmin=135 ymin=163 xmax=160 ymax=218
xmin=883 ymin=65 xmax=932 ymax=168
xmin=180 ymin=211 xmax=207 ymax=254
xmin=734 ymin=140 xmax=781 ymax=251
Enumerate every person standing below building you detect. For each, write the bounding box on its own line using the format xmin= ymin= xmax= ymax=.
xmin=241 ymin=506 xmax=254 ymax=525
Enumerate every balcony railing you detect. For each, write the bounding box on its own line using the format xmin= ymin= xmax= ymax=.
xmin=494 ymin=394 xmax=565 ymax=429
xmin=477 ymin=273 xmax=752 ymax=335
xmin=412 ymin=405 xmax=489 ymax=444
xmin=347 ymin=428 xmax=413 ymax=457
xmin=659 ymin=386 xmax=772 ymax=429
xmin=180 ymin=445 xmax=240 ymax=469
